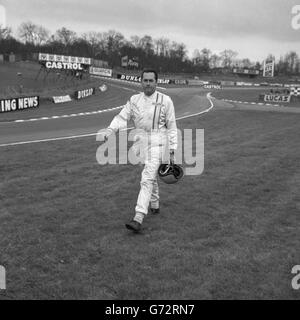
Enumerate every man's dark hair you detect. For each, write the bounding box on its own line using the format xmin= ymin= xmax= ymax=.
xmin=141 ymin=69 xmax=158 ymax=82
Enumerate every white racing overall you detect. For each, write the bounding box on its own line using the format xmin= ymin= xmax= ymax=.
xmin=108 ymin=91 xmax=177 ymax=216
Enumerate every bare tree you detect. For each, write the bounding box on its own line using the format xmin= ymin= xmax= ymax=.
xmin=0 ymin=25 xmax=12 ymax=39
xmin=209 ymin=53 xmax=221 ymax=69
xmin=154 ymin=37 xmax=170 ymax=56
xmin=18 ymin=21 xmax=50 ymax=45
xmin=200 ymin=48 xmax=211 ymax=69
xmin=170 ymin=41 xmax=187 ymax=61
xmin=192 ymin=49 xmax=201 ymax=63
xmin=284 ymin=51 xmax=299 ymax=74
xmin=18 ymin=21 xmax=37 ymax=43
xmin=82 ymin=31 xmax=107 ymax=56
xmin=233 ymin=58 xmax=253 ymax=68
xmin=35 ymin=25 xmax=50 ymax=45
xmin=255 ymin=61 xmax=261 ymax=70
xmin=266 ymin=53 xmax=275 ymax=62
xmin=220 ymin=49 xmax=238 ymax=68
xmin=241 ymin=58 xmax=252 ymax=68
xmin=130 ymin=35 xmax=141 ymax=48
xmin=153 ymin=38 xmax=160 ymax=55
xmin=139 ymin=35 xmax=154 ymax=56
xmin=104 ymin=30 xmax=125 ymax=53
xmin=55 ymin=27 xmax=77 ymax=46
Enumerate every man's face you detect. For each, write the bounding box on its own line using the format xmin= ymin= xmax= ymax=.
xmin=142 ymin=72 xmax=157 ymax=96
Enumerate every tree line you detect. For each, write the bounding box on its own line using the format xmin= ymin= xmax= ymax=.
xmin=0 ymin=21 xmax=300 ymax=76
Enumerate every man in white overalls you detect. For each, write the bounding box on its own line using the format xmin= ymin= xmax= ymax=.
xmin=103 ymin=69 xmax=178 ymax=232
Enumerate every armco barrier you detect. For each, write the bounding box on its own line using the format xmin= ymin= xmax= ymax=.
xmin=0 ymin=96 xmax=39 ymax=113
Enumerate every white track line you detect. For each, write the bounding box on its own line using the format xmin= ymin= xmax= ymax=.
xmin=108 ymin=83 xmax=139 ymax=93
xmin=218 ymin=98 xmax=283 ymax=108
xmin=0 ymin=133 xmax=98 ymax=147
xmin=0 ymin=93 xmax=214 ymax=148
xmin=176 ymin=92 xmax=214 ymax=121
xmin=13 ymin=106 xmax=123 ymax=123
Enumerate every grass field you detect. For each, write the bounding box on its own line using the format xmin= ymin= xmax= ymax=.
xmin=0 ymin=104 xmax=299 ymax=299
xmin=0 ymin=61 xmax=101 ymax=100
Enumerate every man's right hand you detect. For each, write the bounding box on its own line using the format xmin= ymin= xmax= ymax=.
xmin=98 ymin=128 xmax=113 ymax=142
xmin=170 ymin=149 xmax=175 ymax=165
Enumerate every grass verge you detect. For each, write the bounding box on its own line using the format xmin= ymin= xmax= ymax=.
xmin=0 ymin=107 xmax=299 ymax=299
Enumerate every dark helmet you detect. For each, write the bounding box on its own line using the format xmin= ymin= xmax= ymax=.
xmin=158 ymin=163 xmax=184 ymax=184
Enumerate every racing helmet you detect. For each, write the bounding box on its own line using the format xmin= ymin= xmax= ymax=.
xmin=158 ymin=163 xmax=184 ymax=184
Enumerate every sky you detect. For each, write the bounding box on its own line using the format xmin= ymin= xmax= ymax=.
xmin=1 ymin=0 xmax=300 ymax=62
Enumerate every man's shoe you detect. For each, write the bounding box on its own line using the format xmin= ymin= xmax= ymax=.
xmin=125 ymin=220 xmax=142 ymax=233
xmin=150 ymin=208 xmax=160 ymax=215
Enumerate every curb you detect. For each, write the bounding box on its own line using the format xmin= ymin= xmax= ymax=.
xmin=218 ymin=97 xmax=285 ymax=108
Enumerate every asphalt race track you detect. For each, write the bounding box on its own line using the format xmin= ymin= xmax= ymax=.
xmin=2 ymin=79 xmax=299 ymax=147
xmin=0 ymin=82 xmax=213 ymax=147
